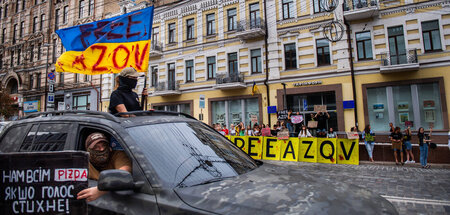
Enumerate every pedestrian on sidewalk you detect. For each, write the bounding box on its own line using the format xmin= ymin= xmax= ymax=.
xmin=362 ymin=125 xmax=376 ymax=162
xmin=391 ymin=127 xmax=404 ymax=165
xmin=418 ymin=127 xmax=432 ymax=168
xmin=403 ymin=127 xmax=415 ymax=164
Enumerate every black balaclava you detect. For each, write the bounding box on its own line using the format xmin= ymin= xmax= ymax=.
xmin=88 ymin=148 xmax=112 ymax=170
xmin=118 ymin=76 xmax=137 ymax=91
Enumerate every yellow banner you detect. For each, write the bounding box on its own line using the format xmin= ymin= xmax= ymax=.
xmin=317 ymin=138 xmax=337 ymax=164
xmin=55 ymin=40 xmax=150 ymax=75
xmin=262 ymin=137 xmax=281 ymax=160
xmin=247 ymin=137 xmax=263 ymax=159
xmin=280 ymin=138 xmax=299 ymax=162
xmin=337 ymin=139 xmax=359 ymax=165
xmin=299 ymin=138 xmax=318 ymax=163
xmin=231 ymin=136 xmax=248 ymax=154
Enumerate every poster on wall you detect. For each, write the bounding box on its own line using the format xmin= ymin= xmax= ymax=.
xmin=231 ymin=113 xmax=241 ymax=124
xmin=399 ymin=112 xmax=409 ymax=123
xmin=375 ymin=112 xmax=384 ymax=119
xmin=423 ymin=100 xmax=435 ymax=109
xmin=398 ymin=102 xmax=409 ymax=111
xmin=373 ymin=103 xmax=384 ymax=112
xmin=217 ymin=113 xmax=225 ymax=124
xmin=424 ymin=110 xmax=435 ymax=122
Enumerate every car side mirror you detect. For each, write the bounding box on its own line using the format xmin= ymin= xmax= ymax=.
xmin=97 ymin=169 xmax=143 ymax=191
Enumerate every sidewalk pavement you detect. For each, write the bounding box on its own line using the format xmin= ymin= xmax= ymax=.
xmin=359 ymin=160 xmax=450 ymax=169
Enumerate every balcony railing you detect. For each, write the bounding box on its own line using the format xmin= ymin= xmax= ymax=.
xmin=343 ymin=0 xmax=379 ymax=21
xmin=214 ymin=73 xmax=246 ymax=90
xmin=153 ymin=81 xmax=181 ymax=96
xmin=380 ymin=48 xmax=419 ymax=73
xmin=150 ymin=42 xmax=163 ymax=57
xmin=235 ymin=18 xmax=266 ymax=40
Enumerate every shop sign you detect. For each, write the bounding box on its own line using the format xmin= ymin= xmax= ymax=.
xmin=58 ymin=102 xmax=65 ymax=111
xmin=23 ymin=101 xmax=40 ymax=113
xmin=343 ymin=100 xmax=355 ymax=109
xmin=199 ymin=95 xmax=205 ymax=109
xmin=293 ymin=80 xmax=322 ymax=87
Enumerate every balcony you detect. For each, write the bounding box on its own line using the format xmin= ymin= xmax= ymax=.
xmin=235 ymin=19 xmax=266 ymax=40
xmin=343 ymin=0 xmax=379 ymax=21
xmin=380 ymin=48 xmax=419 ymax=73
xmin=152 ymin=81 xmax=181 ymax=96
xmin=214 ymin=73 xmax=246 ymax=90
xmin=149 ymin=42 xmax=163 ymax=57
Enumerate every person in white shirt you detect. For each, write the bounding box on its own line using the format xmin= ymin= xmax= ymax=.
xmin=229 ymin=124 xmax=236 ymax=136
xmin=298 ymin=125 xmax=312 ymax=138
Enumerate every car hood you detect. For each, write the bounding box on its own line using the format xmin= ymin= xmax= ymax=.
xmin=174 ymin=162 xmax=397 ymax=215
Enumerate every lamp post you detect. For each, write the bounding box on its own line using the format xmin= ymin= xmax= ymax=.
xmin=43 ymin=43 xmax=51 ymax=112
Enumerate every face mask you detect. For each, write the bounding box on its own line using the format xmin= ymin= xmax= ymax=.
xmin=88 ymin=148 xmax=111 ymax=169
xmin=119 ymin=76 xmax=138 ymax=90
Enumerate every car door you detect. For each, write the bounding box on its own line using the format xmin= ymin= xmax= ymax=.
xmin=76 ymin=124 xmax=160 ymax=215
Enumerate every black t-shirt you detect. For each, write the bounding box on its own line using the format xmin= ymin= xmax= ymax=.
xmin=316 ymin=113 xmax=328 ymax=129
xmin=108 ymin=89 xmax=141 ymax=114
xmin=390 ymin=132 xmax=403 ymax=141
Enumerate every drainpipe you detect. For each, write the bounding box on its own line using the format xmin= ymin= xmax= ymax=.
xmin=263 ymin=0 xmax=271 ymax=126
xmin=343 ymin=5 xmax=359 ymax=129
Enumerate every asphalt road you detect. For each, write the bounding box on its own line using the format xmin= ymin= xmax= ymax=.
xmin=264 ymin=160 xmax=450 ymax=215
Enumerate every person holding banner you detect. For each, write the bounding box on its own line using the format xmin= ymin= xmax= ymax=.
xmin=78 ymin=132 xmax=132 ymax=202
xmin=109 ymin=67 xmax=148 ymax=115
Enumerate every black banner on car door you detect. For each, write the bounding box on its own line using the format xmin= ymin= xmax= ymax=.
xmin=0 ymin=151 xmax=88 ymax=215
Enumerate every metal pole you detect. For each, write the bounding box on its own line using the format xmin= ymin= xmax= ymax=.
xmin=281 ymin=83 xmax=287 ymax=109
xmin=44 ymin=45 xmax=49 ymax=112
xmin=263 ymin=0 xmax=271 ymax=126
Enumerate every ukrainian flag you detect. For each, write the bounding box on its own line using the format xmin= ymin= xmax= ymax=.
xmin=55 ymin=6 xmax=154 ymax=75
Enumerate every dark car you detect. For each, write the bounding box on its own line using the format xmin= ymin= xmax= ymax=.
xmin=0 ymin=110 xmax=397 ymax=214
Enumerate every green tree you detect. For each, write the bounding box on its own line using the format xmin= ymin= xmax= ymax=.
xmin=0 ymin=90 xmax=15 ymax=119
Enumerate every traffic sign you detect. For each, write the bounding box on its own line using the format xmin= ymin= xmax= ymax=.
xmin=48 ymin=72 xmax=55 ymax=80
xmin=48 ymin=93 xmax=55 ymax=103
xmin=49 ymin=84 xmax=54 ymax=92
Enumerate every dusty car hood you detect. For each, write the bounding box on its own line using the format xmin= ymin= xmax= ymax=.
xmin=174 ymin=163 xmax=397 ymax=215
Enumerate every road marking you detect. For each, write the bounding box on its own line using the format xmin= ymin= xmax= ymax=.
xmin=382 ymin=195 xmax=450 ymax=206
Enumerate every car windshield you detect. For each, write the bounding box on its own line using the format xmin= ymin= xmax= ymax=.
xmin=127 ymin=122 xmax=258 ymax=188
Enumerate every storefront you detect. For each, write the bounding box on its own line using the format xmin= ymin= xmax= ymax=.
xmin=209 ymin=95 xmax=262 ymax=127
xmin=362 ymin=77 xmax=448 ymax=131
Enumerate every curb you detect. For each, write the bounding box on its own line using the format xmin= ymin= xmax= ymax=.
xmin=359 ymin=161 xmax=450 ymax=169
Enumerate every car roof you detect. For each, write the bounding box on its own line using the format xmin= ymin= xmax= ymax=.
xmin=11 ymin=110 xmax=198 ymax=129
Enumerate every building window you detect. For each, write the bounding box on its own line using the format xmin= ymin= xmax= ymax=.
xmin=13 ymin=24 xmax=17 ymax=44
xmin=74 ymin=73 xmax=79 ymax=83
xmin=84 ymin=74 xmax=91 ymax=82
xmin=36 ymin=73 xmax=41 ymax=90
xmin=79 ymin=0 xmax=85 ymax=18
xmin=59 ymin=72 xmax=64 ymax=84
xmin=207 ymin=56 xmax=216 ymax=79
xmin=356 ymin=31 xmax=373 ymax=60
xmin=30 ymin=45 xmax=34 ymax=62
xmin=10 ymin=50 xmax=14 ymax=67
xmin=88 ymin=0 xmax=94 ymax=16
xmin=251 ymin=49 xmax=262 ymax=73
xmin=282 ymin=0 xmax=295 ymax=19
xmin=73 ymin=94 xmax=90 ymax=110
xmin=185 ymin=60 xmax=194 ymax=83
xmin=186 ymin=18 xmax=194 ymax=40
xmin=313 ymin=0 xmax=324 ymax=13
xmin=19 ymin=21 xmax=24 ymax=38
xmin=63 ymin=6 xmax=69 ymax=23
xmin=22 ymin=0 xmax=25 ymax=11
xmin=2 ymin=28 xmax=6 ymax=43
xmin=0 ymin=7 xmax=2 ymax=20
xmin=52 ymin=39 xmax=57 ymax=63
xmin=37 ymin=43 xmax=42 ymax=60
xmin=55 ymin=9 xmax=60 ymax=30
xmin=168 ymin=23 xmax=175 ymax=43
xmin=152 ymin=27 xmax=159 ymax=44
xmin=167 ymin=63 xmax=175 ymax=90
xmin=33 ymin=17 xmax=37 ymax=33
xmin=4 ymin=5 xmax=8 ymax=18
xmin=284 ymin=43 xmax=297 ymax=69
xmin=15 ymin=0 xmax=19 ymax=13
xmin=366 ymin=82 xmax=444 ymax=131
xmin=227 ymin=8 xmax=237 ymax=31
xmin=153 ymin=103 xmax=191 ymax=115
xmin=387 ymin=26 xmax=406 ymax=65
xmin=29 ymin=74 xmax=34 ymax=90
xmin=316 ymin=39 xmax=330 ymax=66
xmin=228 ymin=52 xmax=238 ymax=76
xmin=40 ymin=14 xmax=45 ymax=31
xmin=211 ymin=98 xmax=260 ymax=127
xmin=0 ymin=54 xmax=2 ymax=69
xmin=17 ymin=49 xmax=21 ymax=65
xmin=422 ymin=20 xmax=441 ymax=52
xmin=151 ymin=66 xmax=158 ymax=87
xmin=206 ymin=13 xmax=215 ymax=35
xmin=249 ymin=3 xmax=260 ymax=28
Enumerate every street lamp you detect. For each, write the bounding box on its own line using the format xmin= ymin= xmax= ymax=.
xmin=43 ymin=43 xmax=52 ymax=112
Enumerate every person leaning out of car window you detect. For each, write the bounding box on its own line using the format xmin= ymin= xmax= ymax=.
xmin=77 ymin=132 xmax=132 ymax=202
xmin=108 ymin=67 xmax=148 ymax=116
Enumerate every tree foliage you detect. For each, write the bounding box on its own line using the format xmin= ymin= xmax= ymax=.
xmin=0 ymin=90 xmax=15 ymax=119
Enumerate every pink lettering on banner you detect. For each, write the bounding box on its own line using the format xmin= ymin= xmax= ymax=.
xmin=54 ymin=169 xmax=88 ymax=182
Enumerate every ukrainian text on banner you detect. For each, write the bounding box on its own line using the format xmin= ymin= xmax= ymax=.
xmin=55 ymin=7 xmax=154 ymax=75
xmin=225 ymin=136 xmax=359 ymax=165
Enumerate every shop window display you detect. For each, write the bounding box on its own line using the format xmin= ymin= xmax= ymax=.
xmin=212 ymin=98 xmax=259 ymax=127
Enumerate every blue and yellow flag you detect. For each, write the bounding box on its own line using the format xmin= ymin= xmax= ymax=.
xmin=56 ymin=6 xmax=154 ymax=75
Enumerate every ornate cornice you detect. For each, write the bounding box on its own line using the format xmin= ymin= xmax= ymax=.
xmin=380 ymin=0 xmax=447 ymax=16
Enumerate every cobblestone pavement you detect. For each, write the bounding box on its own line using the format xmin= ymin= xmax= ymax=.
xmin=264 ymin=161 xmax=450 ymax=215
